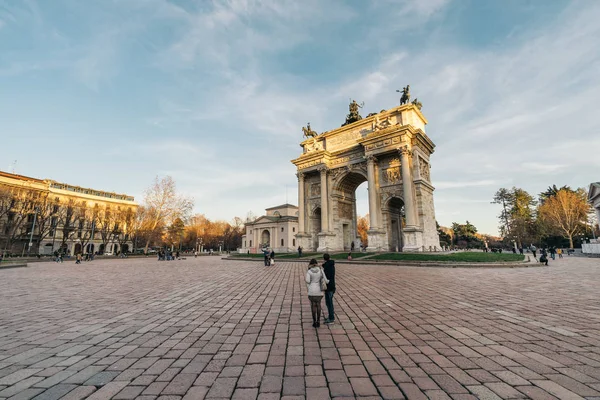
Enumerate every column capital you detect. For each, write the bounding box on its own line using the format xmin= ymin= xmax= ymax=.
xmin=296 ymin=172 xmax=305 ymax=180
xmin=317 ymin=165 xmax=328 ymax=174
xmin=365 ymin=155 xmax=377 ymax=164
xmin=398 ymin=145 xmax=411 ymax=157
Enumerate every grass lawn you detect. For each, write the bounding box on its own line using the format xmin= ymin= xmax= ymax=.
xmin=371 ymin=252 xmax=525 ymax=262
xmin=330 ymin=252 xmax=373 ymax=260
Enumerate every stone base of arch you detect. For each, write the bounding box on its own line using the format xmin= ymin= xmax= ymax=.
xmin=402 ymin=226 xmax=424 ymax=252
xmin=317 ymin=232 xmax=336 ymax=252
xmin=366 ymin=229 xmax=387 ymax=252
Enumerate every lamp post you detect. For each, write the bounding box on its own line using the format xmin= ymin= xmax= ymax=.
xmin=27 ymin=207 xmax=39 ymax=257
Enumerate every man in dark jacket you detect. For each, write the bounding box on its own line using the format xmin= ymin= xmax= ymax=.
xmin=322 ymin=253 xmax=336 ymax=324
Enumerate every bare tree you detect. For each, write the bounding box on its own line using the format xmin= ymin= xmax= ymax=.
xmin=142 ymin=176 xmax=193 ymax=252
xmin=538 ymin=188 xmax=591 ymax=249
xmin=96 ymin=205 xmax=118 ymax=254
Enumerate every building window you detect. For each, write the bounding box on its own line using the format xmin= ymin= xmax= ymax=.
xmin=281 ymin=239 xmax=284 ymax=246
xmin=244 ymin=241 xmax=246 ymax=247
xmin=281 ymin=227 xmax=284 ymax=232
xmin=249 ymin=240 xmax=252 ymax=247
xmin=293 ymin=239 xmax=296 ymax=246
xmin=293 ymin=227 xmax=295 ymax=232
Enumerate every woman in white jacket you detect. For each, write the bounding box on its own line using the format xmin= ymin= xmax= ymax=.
xmin=305 ymin=258 xmax=328 ymax=328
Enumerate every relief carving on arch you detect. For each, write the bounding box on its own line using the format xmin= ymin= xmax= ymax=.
xmin=382 ymin=167 xmax=401 ymax=184
xmin=310 ymin=183 xmax=321 ymax=196
xmin=419 ymin=157 xmax=430 ymax=182
xmin=338 ymin=202 xmax=353 ymax=219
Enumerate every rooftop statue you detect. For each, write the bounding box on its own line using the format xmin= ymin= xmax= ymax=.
xmin=397 ymin=85 xmax=411 ymax=105
xmin=342 ymin=99 xmax=364 ymax=126
xmin=412 ymin=98 xmax=423 ymax=110
xmin=302 ymin=122 xmax=318 ymax=139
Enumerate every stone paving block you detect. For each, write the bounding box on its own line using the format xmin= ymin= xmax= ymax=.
xmin=6 ymin=387 xmax=45 ymax=400
xmin=31 ymin=383 xmax=78 ymax=400
xmin=182 ymin=386 xmax=208 ymax=400
xmin=58 ymin=385 xmax=96 ymax=400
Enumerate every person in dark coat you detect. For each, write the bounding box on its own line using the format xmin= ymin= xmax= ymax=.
xmin=322 ymin=253 xmax=336 ymax=324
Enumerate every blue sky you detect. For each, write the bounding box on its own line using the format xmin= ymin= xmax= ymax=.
xmin=1 ymin=0 xmax=599 ymax=235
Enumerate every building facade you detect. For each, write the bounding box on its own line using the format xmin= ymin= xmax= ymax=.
xmin=240 ymin=204 xmax=299 ymax=253
xmin=0 ymin=170 xmax=137 ymax=256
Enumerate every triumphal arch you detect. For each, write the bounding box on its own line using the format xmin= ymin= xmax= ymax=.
xmin=291 ymin=94 xmax=440 ymax=252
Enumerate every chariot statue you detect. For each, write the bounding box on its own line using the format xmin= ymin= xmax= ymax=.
xmin=342 ymin=99 xmax=364 ymax=126
xmin=397 ymin=85 xmax=411 ymax=105
xmin=302 ymin=122 xmax=318 ymax=139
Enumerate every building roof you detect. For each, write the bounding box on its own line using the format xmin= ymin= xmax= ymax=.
xmin=265 ymin=203 xmax=298 ymax=210
xmin=0 ymin=170 xmax=45 ymax=183
xmin=0 ymin=169 xmax=136 ymax=202
xmin=589 ymin=182 xmax=600 ymax=202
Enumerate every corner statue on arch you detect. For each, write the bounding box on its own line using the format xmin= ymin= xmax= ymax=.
xmin=291 ymin=93 xmax=440 ymax=252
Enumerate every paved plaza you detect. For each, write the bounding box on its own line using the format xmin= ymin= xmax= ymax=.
xmin=1 ymin=257 xmax=600 ymax=400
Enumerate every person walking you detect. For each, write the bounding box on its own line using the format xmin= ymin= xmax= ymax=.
xmin=263 ymin=248 xmax=270 ymax=266
xmin=298 ymin=246 xmax=303 ymax=258
xmin=557 ymin=248 xmax=563 ymax=258
xmin=75 ymin=253 xmax=82 ymax=264
xmin=270 ymin=249 xmax=275 ymax=265
xmin=549 ymin=247 xmax=556 ymax=260
xmin=322 ymin=253 xmax=336 ymax=324
xmin=305 ymin=258 xmax=328 ymax=328
xmin=530 ymin=244 xmax=537 ymax=260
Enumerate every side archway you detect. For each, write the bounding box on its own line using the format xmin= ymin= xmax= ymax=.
xmin=383 ymin=196 xmax=404 ymax=252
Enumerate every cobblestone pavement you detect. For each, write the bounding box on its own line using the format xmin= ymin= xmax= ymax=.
xmin=1 ymin=256 xmax=600 ymax=400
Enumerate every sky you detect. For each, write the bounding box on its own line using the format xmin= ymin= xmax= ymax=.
xmin=1 ymin=0 xmax=599 ymax=235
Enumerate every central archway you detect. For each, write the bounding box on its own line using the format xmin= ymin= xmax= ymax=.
xmin=332 ymin=171 xmax=368 ymax=251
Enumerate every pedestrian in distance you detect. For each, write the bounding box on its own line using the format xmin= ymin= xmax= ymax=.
xmin=322 ymin=253 xmax=336 ymax=324
xmin=557 ymin=248 xmax=563 ymax=258
xmin=75 ymin=253 xmax=82 ymax=264
xmin=298 ymin=246 xmax=303 ymax=258
xmin=305 ymin=258 xmax=328 ymax=328
xmin=263 ymin=248 xmax=270 ymax=266
xmin=270 ymin=249 xmax=275 ymax=265
xmin=530 ymin=244 xmax=537 ymax=259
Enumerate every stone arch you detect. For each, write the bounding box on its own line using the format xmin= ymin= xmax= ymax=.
xmin=74 ymin=243 xmax=82 ymax=255
xmin=292 ymin=103 xmax=441 ymax=252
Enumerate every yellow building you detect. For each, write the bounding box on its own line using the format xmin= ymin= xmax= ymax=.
xmin=0 ymin=170 xmax=137 ymax=256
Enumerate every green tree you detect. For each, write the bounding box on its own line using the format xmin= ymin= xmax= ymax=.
xmin=451 ymin=221 xmax=483 ymax=248
xmin=492 ymin=187 xmax=537 ymax=247
xmin=436 ymin=221 xmax=452 ymax=247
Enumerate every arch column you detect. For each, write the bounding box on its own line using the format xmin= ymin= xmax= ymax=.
xmin=366 ymin=156 xmax=379 ymax=230
xmin=297 ymin=172 xmax=305 ymax=234
xmin=399 ymin=145 xmax=424 ymax=251
xmin=366 ymin=155 xmax=386 ymax=252
xmin=399 ymin=147 xmax=417 ymax=227
xmin=318 ymin=166 xmax=329 ymax=233
xmin=317 ymin=166 xmax=335 ymax=251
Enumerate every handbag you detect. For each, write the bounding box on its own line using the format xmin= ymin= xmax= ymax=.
xmin=320 ymin=268 xmax=328 ymax=291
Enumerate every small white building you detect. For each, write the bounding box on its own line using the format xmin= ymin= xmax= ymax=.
xmin=584 ymin=182 xmax=600 ymax=254
xmin=240 ymin=204 xmax=299 ymax=254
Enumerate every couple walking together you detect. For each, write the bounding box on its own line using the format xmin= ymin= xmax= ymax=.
xmin=305 ymin=253 xmax=335 ymax=328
